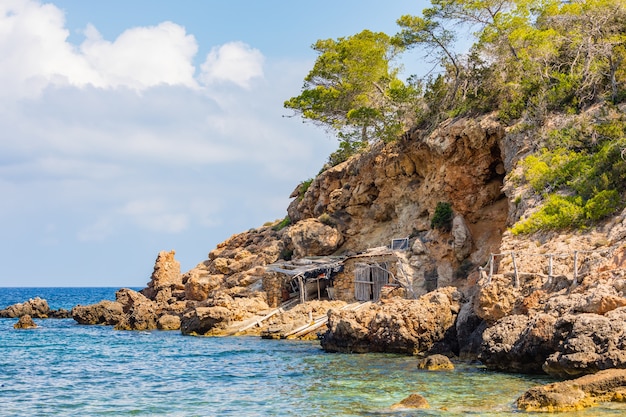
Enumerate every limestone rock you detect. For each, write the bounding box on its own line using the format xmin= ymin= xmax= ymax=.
xmin=113 ymin=288 xmax=158 ymax=330
xmin=184 ymin=272 xmax=224 ymax=301
xmin=479 ymin=313 xmax=558 ymax=373
xmin=287 ymin=218 xmax=343 ymax=257
xmin=72 ymin=300 xmax=124 ymax=325
xmin=456 ymin=300 xmax=486 ymax=360
xmin=157 ymin=314 xmax=181 ymax=330
xmin=543 ymin=307 xmax=626 ymax=378
xmin=321 ymin=287 xmax=461 ymax=354
xmin=391 ymin=393 xmax=429 ymax=409
xmin=517 ymin=369 xmax=626 ymax=412
xmin=451 ymin=215 xmax=472 ymax=261
xmin=417 ymin=354 xmax=454 ymax=370
xmin=180 ymin=306 xmax=233 ymax=335
xmin=140 ymin=250 xmax=182 ymax=300
xmin=13 ymin=315 xmax=37 ymax=329
xmin=0 ymin=297 xmax=50 ymax=318
xmin=474 ymin=278 xmax=519 ymax=322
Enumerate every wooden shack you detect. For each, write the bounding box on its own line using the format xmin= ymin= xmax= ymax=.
xmin=265 ymin=257 xmax=345 ymax=306
xmin=331 ymin=248 xmax=401 ymax=302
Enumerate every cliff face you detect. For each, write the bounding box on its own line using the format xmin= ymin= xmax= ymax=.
xmin=174 ymin=114 xmax=513 ymax=304
xmin=287 ymin=114 xmax=509 ymax=287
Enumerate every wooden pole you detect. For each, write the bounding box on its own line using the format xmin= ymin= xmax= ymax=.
xmin=298 ymin=275 xmax=305 ymax=303
xmin=317 ymin=277 xmax=321 ymax=300
xmin=512 ymin=252 xmax=519 ymax=288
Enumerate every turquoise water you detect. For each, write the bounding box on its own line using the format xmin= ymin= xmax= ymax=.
xmin=2 ymin=288 xmax=626 ymax=416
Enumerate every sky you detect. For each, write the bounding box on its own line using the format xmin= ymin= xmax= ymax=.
xmin=0 ymin=0 xmax=432 ymax=287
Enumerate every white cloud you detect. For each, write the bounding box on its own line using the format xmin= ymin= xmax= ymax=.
xmin=199 ymin=41 xmax=264 ymax=88
xmin=0 ymin=0 xmax=336 ymax=285
xmin=79 ymin=22 xmax=198 ymax=90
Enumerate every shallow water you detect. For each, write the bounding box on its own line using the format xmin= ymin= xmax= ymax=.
xmin=1 ymin=288 xmax=625 ymax=416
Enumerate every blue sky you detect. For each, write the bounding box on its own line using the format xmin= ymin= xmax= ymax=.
xmin=0 ymin=0 xmax=431 ymax=287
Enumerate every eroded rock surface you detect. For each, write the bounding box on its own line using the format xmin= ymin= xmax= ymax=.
xmin=321 ymin=287 xmax=461 ymax=354
xmin=517 ymin=369 xmax=626 ymax=412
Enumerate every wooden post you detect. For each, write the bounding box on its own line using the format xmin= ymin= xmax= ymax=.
xmin=316 ymin=277 xmax=321 ymax=300
xmin=511 ymin=252 xmax=519 ymax=288
xmin=488 ymin=254 xmax=494 ymax=284
xmin=573 ymin=251 xmax=578 ymax=285
xmin=298 ymin=275 xmax=305 ymax=303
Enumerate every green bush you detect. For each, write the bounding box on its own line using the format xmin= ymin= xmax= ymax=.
xmin=272 ymin=216 xmax=291 ymax=231
xmin=584 ymin=189 xmax=621 ymax=220
xmin=511 ymin=194 xmax=585 ymax=234
xmin=431 ymin=202 xmax=453 ymax=231
xmin=513 ymin=118 xmax=626 ymax=234
xmin=299 ymin=178 xmax=313 ymax=200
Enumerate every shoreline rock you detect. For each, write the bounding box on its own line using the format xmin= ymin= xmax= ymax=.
xmin=517 ymin=369 xmax=626 ymax=412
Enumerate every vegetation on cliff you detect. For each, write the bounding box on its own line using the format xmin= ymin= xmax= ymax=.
xmin=286 ymin=0 xmax=626 ymax=233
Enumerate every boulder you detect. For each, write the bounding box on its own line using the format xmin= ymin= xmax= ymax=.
xmin=157 ymin=314 xmax=181 ymax=330
xmin=184 ymin=272 xmax=224 ymax=301
xmin=543 ymin=307 xmax=626 ymax=378
xmin=417 ymin=354 xmax=454 ymax=371
xmin=72 ymin=300 xmax=125 ymax=325
xmin=114 ymin=288 xmax=158 ymax=331
xmin=321 ymin=287 xmax=461 ymax=354
xmin=451 ymin=215 xmax=472 ymax=261
xmin=286 ymin=219 xmax=343 ymax=258
xmin=479 ymin=313 xmax=558 ymax=373
xmin=13 ymin=315 xmax=37 ymax=329
xmin=456 ymin=300 xmax=486 ymax=360
xmin=517 ymin=369 xmax=626 ymax=412
xmin=390 ymin=393 xmax=429 ymax=409
xmin=180 ymin=306 xmax=233 ymax=335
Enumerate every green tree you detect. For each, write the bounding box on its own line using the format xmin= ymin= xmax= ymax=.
xmin=284 ymin=30 xmax=419 ymax=165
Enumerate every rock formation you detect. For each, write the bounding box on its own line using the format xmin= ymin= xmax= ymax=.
xmin=321 ymin=287 xmax=462 ymax=354
xmin=517 ymin=369 xmax=626 ymax=412
xmin=60 ymin=111 xmax=626 ymax=392
xmin=13 ymin=315 xmax=37 ymax=329
xmin=0 ymin=297 xmax=70 ymax=319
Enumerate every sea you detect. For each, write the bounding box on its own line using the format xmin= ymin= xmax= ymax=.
xmin=1 ymin=288 xmax=625 ymax=417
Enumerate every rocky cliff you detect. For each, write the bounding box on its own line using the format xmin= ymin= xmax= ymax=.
xmin=66 ymin=111 xmax=626 ymax=387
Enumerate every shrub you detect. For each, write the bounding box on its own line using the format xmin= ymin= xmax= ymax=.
xmin=431 ymin=202 xmax=453 ymax=232
xmin=299 ymin=178 xmax=313 ymax=200
xmin=511 ymin=194 xmax=585 ymax=235
xmin=584 ymin=189 xmax=621 ymax=220
xmin=272 ymin=216 xmax=291 ymax=231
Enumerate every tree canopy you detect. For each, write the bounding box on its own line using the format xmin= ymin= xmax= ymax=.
xmin=286 ymin=0 xmax=626 ymax=165
xmin=284 ymin=30 xmax=419 ymax=165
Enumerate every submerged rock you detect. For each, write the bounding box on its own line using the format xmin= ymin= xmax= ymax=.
xmin=391 ymin=393 xmax=429 ymax=409
xmin=417 ymin=354 xmax=454 ymax=371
